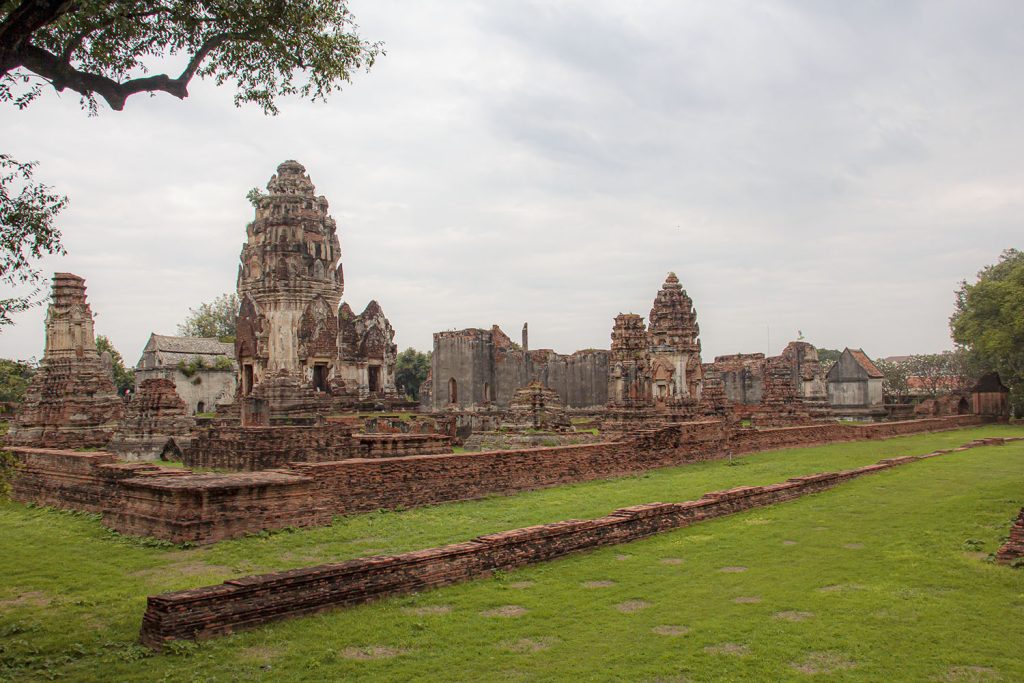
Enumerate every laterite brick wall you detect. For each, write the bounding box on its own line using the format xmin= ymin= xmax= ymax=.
xmin=139 ymin=436 xmax=1012 ymax=647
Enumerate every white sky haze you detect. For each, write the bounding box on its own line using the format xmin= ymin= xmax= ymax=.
xmin=1 ymin=1 xmax=1020 ymax=365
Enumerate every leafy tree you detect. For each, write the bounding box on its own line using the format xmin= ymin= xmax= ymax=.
xmin=0 ymin=356 xmax=35 ymax=403
xmin=95 ymin=334 xmax=134 ymax=394
xmin=906 ymin=353 xmax=951 ymax=398
xmin=178 ymin=293 xmax=238 ymax=341
xmin=873 ymin=357 xmax=911 ymax=402
xmin=950 ymin=248 xmax=1024 ymax=415
xmin=0 ymin=0 xmax=381 ymax=324
xmin=0 ymin=1 xmax=382 ymax=114
xmin=815 ymin=347 xmax=843 ymax=371
xmin=395 ymin=348 xmax=431 ymax=400
xmin=0 ymin=154 xmax=67 ymax=326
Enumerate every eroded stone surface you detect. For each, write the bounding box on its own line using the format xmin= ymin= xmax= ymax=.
xmin=234 ymin=161 xmax=398 ymax=418
xmin=9 ymin=273 xmax=123 ymax=448
xmin=108 ymin=378 xmax=194 ymax=461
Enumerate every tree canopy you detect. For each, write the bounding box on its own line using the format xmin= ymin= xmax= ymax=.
xmin=178 ymin=292 xmax=238 ymax=341
xmin=0 ymin=0 xmax=381 ymax=326
xmin=395 ymin=347 xmax=430 ymax=401
xmin=814 ymin=348 xmax=842 ymax=372
xmin=0 ymin=0 xmax=382 ymax=114
xmin=0 ymin=356 xmax=35 ymax=402
xmin=95 ymin=334 xmax=133 ymax=394
xmin=0 ymin=153 xmax=66 ymax=326
xmin=950 ymin=248 xmax=1024 ymax=415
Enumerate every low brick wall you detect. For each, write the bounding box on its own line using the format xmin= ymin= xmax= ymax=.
xmin=9 ymin=448 xmax=191 ymax=513
xmin=184 ymin=423 xmax=357 ymax=471
xmin=6 ymin=415 xmax=984 ymax=544
xmin=139 ymin=436 xmax=1014 ymax=647
xmin=995 ymin=508 xmax=1024 ymax=566
xmin=106 ymin=472 xmax=330 ymax=544
xmin=290 ymin=421 xmax=727 ymax=515
xmin=8 ymin=447 xmax=327 ymax=545
xmin=352 ymin=433 xmax=453 ymax=459
xmin=184 ymin=424 xmax=452 ymax=470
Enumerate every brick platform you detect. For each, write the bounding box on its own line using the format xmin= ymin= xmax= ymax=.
xmin=138 ymin=435 xmax=1017 ymax=648
xmin=995 ymin=507 xmax=1024 ymax=566
xmin=7 ymin=415 xmax=984 ymax=545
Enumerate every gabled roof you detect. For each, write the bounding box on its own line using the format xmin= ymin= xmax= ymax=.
xmin=848 ymin=349 xmax=884 ymax=378
xmin=971 ymin=371 xmax=1009 ymax=393
xmin=147 ymin=334 xmax=233 ymax=356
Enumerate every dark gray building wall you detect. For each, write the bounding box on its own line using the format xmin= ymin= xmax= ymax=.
xmin=719 ymin=369 xmax=763 ymax=404
xmin=546 ymin=351 xmax=609 ymax=408
xmin=431 ymin=328 xmax=608 ymax=410
xmin=431 ymin=330 xmax=493 ymax=410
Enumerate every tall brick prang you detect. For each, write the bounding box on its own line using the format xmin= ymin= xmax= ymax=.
xmin=8 ymin=273 xmax=123 ymax=448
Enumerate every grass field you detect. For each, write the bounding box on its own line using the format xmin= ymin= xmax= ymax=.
xmin=1 ymin=425 xmax=1023 ymax=681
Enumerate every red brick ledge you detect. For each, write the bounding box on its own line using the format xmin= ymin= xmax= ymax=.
xmin=995 ymin=508 xmax=1024 ymax=565
xmin=139 ymin=436 xmax=1019 ymax=649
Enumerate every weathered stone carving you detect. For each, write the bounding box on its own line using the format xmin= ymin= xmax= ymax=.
xmin=234 ymin=160 xmax=398 ymax=417
xmin=608 ymin=313 xmax=652 ymax=409
xmin=648 ymin=272 xmax=703 ymax=406
xmin=8 ymin=273 xmax=123 ymax=448
xmin=108 ymin=378 xmax=195 ymax=461
xmin=504 ymin=381 xmax=571 ymax=431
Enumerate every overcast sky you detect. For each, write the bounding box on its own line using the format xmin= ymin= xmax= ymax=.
xmin=1 ymin=1 xmax=1021 ymax=366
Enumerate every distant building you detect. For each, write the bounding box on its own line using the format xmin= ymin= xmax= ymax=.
xmin=135 ymin=334 xmax=237 ymax=415
xmin=826 ymin=348 xmax=885 ymax=415
xmin=971 ymin=372 xmax=1010 ymax=418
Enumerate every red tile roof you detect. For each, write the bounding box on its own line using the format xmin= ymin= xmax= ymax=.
xmin=849 ymin=349 xmax=884 ymax=378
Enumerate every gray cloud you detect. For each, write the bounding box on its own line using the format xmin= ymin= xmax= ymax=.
xmin=1 ymin=0 xmax=1021 ymax=366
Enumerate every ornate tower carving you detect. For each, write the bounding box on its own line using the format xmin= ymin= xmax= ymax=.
xmin=9 ymin=273 xmax=123 ymax=447
xmin=647 ymin=272 xmax=703 ymax=404
xmin=608 ymin=313 xmax=652 ymax=408
xmin=235 ymin=160 xmax=343 ymax=398
xmin=233 ymin=161 xmax=399 ymax=416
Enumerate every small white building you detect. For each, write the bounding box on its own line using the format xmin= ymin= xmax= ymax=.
xmin=826 ymin=348 xmax=885 ymax=414
xmin=135 ymin=334 xmax=237 ymax=415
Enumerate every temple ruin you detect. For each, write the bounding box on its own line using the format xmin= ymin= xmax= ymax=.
xmin=107 ymin=378 xmax=195 ymax=461
xmin=703 ymin=341 xmax=831 ymax=426
xmin=8 ymin=273 xmax=123 ymax=448
xmin=426 ymin=324 xmax=609 ymax=410
xmin=234 ymin=160 xmax=398 ymax=418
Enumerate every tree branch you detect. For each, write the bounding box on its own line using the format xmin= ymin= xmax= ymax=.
xmin=12 ymin=32 xmax=236 ymax=110
xmin=0 ymin=0 xmax=75 ymax=64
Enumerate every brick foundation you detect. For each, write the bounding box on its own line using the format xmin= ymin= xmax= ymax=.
xmin=184 ymin=424 xmax=453 ymax=470
xmin=995 ymin=507 xmax=1024 ymax=566
xmin=7 ymin=415 xmax=984 ymax=545
xmin=138 ymin=435 xmax=1017 ymax=648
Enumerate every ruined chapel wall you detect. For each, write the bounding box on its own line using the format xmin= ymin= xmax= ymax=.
xmin=431 ymin=331 xmax=493 ymax=409
xmin=493 ymin=348 xmax=530 ymax=407
xmin=545 ymin=351 xmax=610 ymax=408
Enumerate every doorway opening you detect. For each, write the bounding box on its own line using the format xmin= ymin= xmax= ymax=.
xmin=243 ymin=364 xmax=254 ymax=395
xmin=313 ymin=363 xmax=328 ymax=392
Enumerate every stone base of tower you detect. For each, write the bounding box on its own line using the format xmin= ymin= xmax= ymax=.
xmin=8 ymin=357 xmax=124 ymax=449
xmin=242 ymin=371 xmax=333 ymax=424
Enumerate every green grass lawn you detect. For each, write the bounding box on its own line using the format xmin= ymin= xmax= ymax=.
xmin=1 ymin=425 xmax=1023 ymax=681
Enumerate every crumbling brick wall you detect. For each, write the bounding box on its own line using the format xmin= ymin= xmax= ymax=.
xmin=139 ymin=436 xmax=1013 ymax=648
xmin=7 ymin=415 xmax=984 ymax=545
